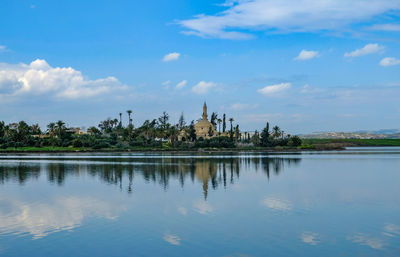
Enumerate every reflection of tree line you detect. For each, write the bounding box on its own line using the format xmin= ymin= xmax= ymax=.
xmin=0 ymin=157 xmax=301 ymax=198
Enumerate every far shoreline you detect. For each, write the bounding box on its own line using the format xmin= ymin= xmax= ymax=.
xmin=2 ymin=138 xmax=400 ymax=154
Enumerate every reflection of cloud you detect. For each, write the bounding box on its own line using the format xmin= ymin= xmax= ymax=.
xmin=193 ymin=201 xmax=213 ymax=215
xmin=163 ymin=234 xmax=181 ymax=245
xmin=301 ymin=232 xmax=320 ymax=245
xmin=383 ymin=224 xmax=400 ymax=237
xmin=347 ymin=233 xmax=384 ymax=250
xmin=261 ymin=197 xmax=292 ymax=211
xmin=0 ymin=196 xmax=126 ymax=239
xmin=178 ymin=207 xmax=187 ymax=215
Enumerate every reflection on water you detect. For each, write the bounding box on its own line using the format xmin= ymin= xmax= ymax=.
xmin=0 ymin=195 xmax=126 ymax=239
xmin=0 ymin=152 xmax=399 ymax=257
xmin=0 ymin=156 xmax=301 ymax=199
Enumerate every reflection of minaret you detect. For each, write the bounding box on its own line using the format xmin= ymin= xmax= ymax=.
xmin=202 ymin=102 xmax=208 ymax=120
xmin=195 ymin=160 xmax=217 ymax=200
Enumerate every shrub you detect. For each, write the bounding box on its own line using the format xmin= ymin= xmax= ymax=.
xmin=288 ymin=136 xmax=302 ymax=147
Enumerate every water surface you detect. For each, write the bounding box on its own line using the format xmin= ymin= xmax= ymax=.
xmin=0 ymin=148 xmax=399 ymax=256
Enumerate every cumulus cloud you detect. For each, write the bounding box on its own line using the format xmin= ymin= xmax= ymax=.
xmin=380 ymin=57 xmax=400 ymax=66
xmin=257 ymin=83 xmax=291 ymax=96
xmin=301 ymin=232 xmax=320 ymax=245
xmin=369 ymin=24 xmax=400 ymax=32
xmin=163 ymin=52 xmax=180 ymax=62
xmin=0 ymin=59 xmax=126 ymax=100
xmin=261 ymin=197 xmax=292 ymax=211
xmin=295 ymin=50 xmax=319 ymax=60
xmin=344 ymin=43 xmax=384 ymax=57
xmin=163 ymin=234 xmax=181 ymax=245
xmin=178 ymin=0 xmax=400 ymax=39
xmin=176 ymin=80 xmax=187 ymax=89
xmin=192 ymin=81 xmax=216 ymax=94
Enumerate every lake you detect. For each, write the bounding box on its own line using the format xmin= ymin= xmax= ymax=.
xmin=0 ymin=148 xmax=400 ymax=256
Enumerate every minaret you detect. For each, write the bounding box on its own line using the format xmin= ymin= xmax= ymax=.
xmin=202 ymin=102 xmax=208 ymax=120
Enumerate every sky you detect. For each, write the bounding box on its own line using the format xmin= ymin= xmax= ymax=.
xmin=0 ymin=0 xmax=400 ymax=134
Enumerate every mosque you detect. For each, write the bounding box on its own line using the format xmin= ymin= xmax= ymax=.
xmin=178 ymin=102 xmax=218 ymax=141
xmin=194 ymin=102 xmax=217 ymax=140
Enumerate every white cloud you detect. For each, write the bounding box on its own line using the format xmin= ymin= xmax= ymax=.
xmin=0 ymin=45 xmax=6 ymax=52
xmin=344 ymin=43 xmax=384 ymax=57
xmin=380 ymin=57 xmax=400 ymax=66
xmin=257 ymin=83 xmax=291 ymax=96
xmin=193 ymin=200 xmax=213 ymax=215
xmin=176 ymin=80 xmax=187 ymax=89
xmin=163 ymin=234 xmax=181 ymax=245
xmin=230 ymin=103 xmax=258 ymax=110
xmin=0 ymin=59 xmax=126 ymax=100
xmin=301 ymin=232 xmax=320 ymax=245
xmin=162 ymin=80 xmax=171 ymax=86
xmin=369 ymin=24 xmax=400 ymax=32
xmin=163 ymin=52 xmax=180 ymax=62
xmin=178 ymin=0 xmax=400 ymax=39
xmin=347 ymin=233 xmax=384 ymax=250
xmin=192 ymin=81 xmax=216 ymax=94
xmin=261 ymin=197 xmax=292 ymax=211
xmin=295 ymin=50 xmax=319 ymax=60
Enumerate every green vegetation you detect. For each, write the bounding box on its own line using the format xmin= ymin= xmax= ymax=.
xmin=0 ymin=112 xmax=304 ymax=152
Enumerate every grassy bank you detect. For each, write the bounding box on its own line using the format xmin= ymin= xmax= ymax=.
xmin=302 ymin=138 xmax=400 ymax=147
xmin=0 ymin=145 xmax=334 ymax=153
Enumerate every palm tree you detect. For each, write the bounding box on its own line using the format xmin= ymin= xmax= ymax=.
xmin=272 ymin=125 xmax=281 ymax=138
xmin=127 ymin=110 xmax=132 ymax=126
xmin=56 ymin=120 xmax=66 ymax=138
xmin=211 ymin=112 xmax=218 ymax=127
xmin=168 ymin=125 xmax=180 ymax=147
xmin=119 ymin=112 xmax=122 ymax=127
xmin=47 ymin=122 xmax=56 ymax=136
xmin=31 ymin=124 xmax=41 ymax=135
xmin=113 ymin=118 xmax=118 ymax=129
xmin=217 ymin=118 xmax=222 ymax=135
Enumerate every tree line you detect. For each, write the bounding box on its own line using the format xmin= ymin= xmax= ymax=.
xmin=0 ymin=110 xmax=301 ymax=149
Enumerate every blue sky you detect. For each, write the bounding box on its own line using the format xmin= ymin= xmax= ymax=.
xmin=1 ymin=0 xmax=400 ymax=133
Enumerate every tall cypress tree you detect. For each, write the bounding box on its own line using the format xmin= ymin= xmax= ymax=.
xmin=223 ymin=114 xmax=226 ymax=133
xmin=260 ymin=122 xmax=270 ymax=146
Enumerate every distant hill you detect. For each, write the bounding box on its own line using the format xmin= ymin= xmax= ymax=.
xmin=301 ymin=129 xmax=400 ymax=139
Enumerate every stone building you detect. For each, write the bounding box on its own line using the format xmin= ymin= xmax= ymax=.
xmin=177 ymin=102 xmax=217 ymax=141
xmin=194 ymin=102 xmax=217 ymax=140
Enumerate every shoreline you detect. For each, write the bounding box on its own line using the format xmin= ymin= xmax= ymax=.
xmin=0 ymin=146 xmax=347 ymax=154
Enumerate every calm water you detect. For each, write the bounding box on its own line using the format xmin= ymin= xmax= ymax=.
xmin=0 ymin=148 xmax=400 ymax=257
